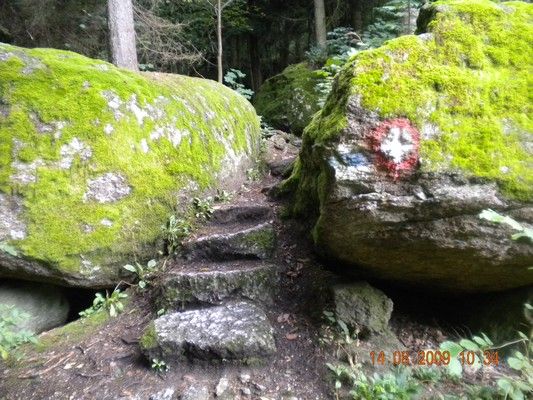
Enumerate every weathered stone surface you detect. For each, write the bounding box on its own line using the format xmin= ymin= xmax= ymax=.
xmin=263 ymin=131 xmax=301 ymax=176
xmin=254 ymin=63 xmax=320 ymax=135
xmin=210 ymin=203 xmax=272 ymax=226
xmin=181 ymin=384 xmax=210 ymax=400
xmin=149 ymin=388 xmax=176 ymax=400
xmin=0 ymin=43 xmax=261 ymax=288
xmin=140 ymin=302 xmax=276 ymax=363
xmin=333 ymin=282 xmax=393 ymax=336
xmin=0 ymin=280 xmax=69 ymax=334
xmin=287 ymin=0 xmax=533 ymax=292
xmin=157 ymin=260 xmax=278 ymax=308
xmin=182 ymin=222 xmax=275 ymax=261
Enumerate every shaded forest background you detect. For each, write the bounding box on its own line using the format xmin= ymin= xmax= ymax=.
xmin=0 ymin=0 xmax=421 ymax=91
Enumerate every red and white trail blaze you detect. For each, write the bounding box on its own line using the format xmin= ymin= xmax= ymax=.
xmin=368 ymin=118 xmax=420 ymax=178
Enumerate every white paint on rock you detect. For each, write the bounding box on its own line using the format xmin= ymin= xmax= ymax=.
xmin=380 ymin=127 xmax=415 ymax=163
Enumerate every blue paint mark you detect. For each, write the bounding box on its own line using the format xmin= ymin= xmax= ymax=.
xmin=341 ymin=152 xmax=370 ymax=167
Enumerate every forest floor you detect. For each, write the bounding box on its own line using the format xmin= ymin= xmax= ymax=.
xmin=0 ymin=149 xmax=512 ymax=400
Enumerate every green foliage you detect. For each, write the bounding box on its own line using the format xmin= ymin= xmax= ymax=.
xmin=327 ymin=363 xmax=421 ymax=400
xmin=0 ymin=242 xmax=18 ymax=257
xmin=307 ymin=27 xmax=363 ymax=67
xmin=0 ymin=305 xmax=38 ymax=360
xmin=123 ymin=259 xmax=158 ymax=290
xmin=79 ymin=289 xmax=128 ymax=318
xmin=479 ymin=209 xmax=533 ymax=243
xmin=361 ymin=0 xmax=424 ymax=49
xmin=151 ymin=357 xmax=169 ymax=373
xmin=161 ymin=215 xmax=192 ymax=254
xmin=192 ymin=197 xmax=214 ymax=220
xmin=322 ymin=310 xmax=355 ymax=345
xmin=440 ymin=323 xmax=533 ymax=399
xmin=348 ymin=369 xmax=421 ymax=400
xmin=224 ymin=68 xmax=254 ymax=100
xmin=214 ymin=189 xmax=232 ymax=203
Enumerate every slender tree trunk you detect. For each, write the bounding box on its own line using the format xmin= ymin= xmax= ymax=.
xmin=247 ymin=0 xmax=262 ymax=92
xmin=216 ymin=0 xmax=223 ymax=83
xmin=248 ymin=34 xmax=262 ymax=92
xmin=107 ymin=0 xmax=138 ymax=71
xmin=351 ymin=0 xmax=363 ymax=32
xmin=313 ymin=0 xmax=327 ymax=49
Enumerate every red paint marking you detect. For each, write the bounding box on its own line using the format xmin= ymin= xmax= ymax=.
xmin=368 ymin=118 xmax=420 ymax=179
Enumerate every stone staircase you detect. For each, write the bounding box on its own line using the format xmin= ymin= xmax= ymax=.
xmin=141 ymin=195 xmax=280 ymax=365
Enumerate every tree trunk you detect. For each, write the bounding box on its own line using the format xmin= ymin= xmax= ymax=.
xmin=313 ymin=0 xmax=327 ymax=49
xmin=107 ymin=0 xmax=138 ymax=71
xmin=247 ymin=0 xmax=262 ymax=92
xmin=350 ymin=0 xmax=363 ymax=32
xmin=216 ymin=0 xmax=223 ymax=83
xmin=248 ymin=34 xmax=262 ymax=92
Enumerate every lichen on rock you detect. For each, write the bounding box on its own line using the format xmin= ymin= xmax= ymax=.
xmin=286 ymin=0 xmax=533 ymax=292
xmin=0 ymin=44 xmax=261 ymax=288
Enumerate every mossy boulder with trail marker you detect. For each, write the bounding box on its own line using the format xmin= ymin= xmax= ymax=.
xmin=0 ymin=43 xmax=261 ymax=288
xmin=286 ymin=0 xmax=533 ymax=292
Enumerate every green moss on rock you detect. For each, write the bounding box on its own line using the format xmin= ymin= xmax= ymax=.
xmin=290 ymin=0 xmax=532 ymax=215
xmin=139 ymin=322 xmax=158 ymax=351
xmin=254 ymin=63 xmax=321 ymax=135
xmin=0 ymin=44 xmax=260 ymax=287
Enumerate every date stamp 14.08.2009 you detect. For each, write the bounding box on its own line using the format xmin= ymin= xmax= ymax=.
xmin=370 ymin=350 xmax=500 ymax=367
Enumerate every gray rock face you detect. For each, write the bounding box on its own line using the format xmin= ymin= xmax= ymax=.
xmin=157 ymin=260 xmax=278 ymax=308
xmin=0 ymin=280 xmax=69 ymax=334
xmin=181 ymin=384 xmax=209 ymax=400
xmin=149 ymin=388 xmax=176 ymax=400
xmin=141 ymin=302 xmax=276 ymax=363
xmin=315 ymin=133 xmax=533 ymax=292
xmin=289 ymin=1 xmax=533 ymax=293
xmin=182 ymin=222 xmax=275 ymax=261
xmin=333 ymin=282 xmax=393 ymax=336
xmin=263 ymin=131 xmax=300 ymax=176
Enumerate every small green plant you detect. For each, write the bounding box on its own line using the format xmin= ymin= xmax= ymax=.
xmin=224 ymin=68 xmax=254 ymax=99
xmin=323 ymin=310 xmax=355 ymax=344
xmin=192 ymin=197 xmax=213 ymax=220
xmin=79 ymin=289 xmax=128 ymax=318
xmin=246 ymin=167 xmax=262 ymax=182
xmin=348 ymin=369 xmax=421 ymax=400
xmin=123 ymin=259 xmax=158 ymax=289
xmin=151 ymin=358 xmax=169 ymax=372
xmin=326 ymin=363 xmax=421 ymax=400
xmin=0 ymin=305 xmax=38 ymax=360
xmin=161 ymin=215 xmax=191 ymax=253
xmin=479 ymin=209 xmax=533 ymax=243
xmin=0 ymin=242 xmax=17 ymax=257
xmin=214 ymin=189 xmax=232 ymax=203
xmin=440 ymin=323 xmax=532 ymax=399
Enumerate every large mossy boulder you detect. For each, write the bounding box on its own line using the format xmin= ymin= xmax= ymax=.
xmin=0 ymin=44 xmax=261 ymax=288
xmin=254 ymin=63 xmax=321 ymax=135
xmin=287 ymin=0 xmax=533 ymax=293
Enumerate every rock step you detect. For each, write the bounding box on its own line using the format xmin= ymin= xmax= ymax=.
xmin=181 ymin=221 xmax=275 ymax=261
xmin=140 ymin=301 xmax=276 ymax=364
xmin=156 ymin=260 xmax=278 ymax=309
xmin=210 ymin=202 xmax=272 ymax=225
